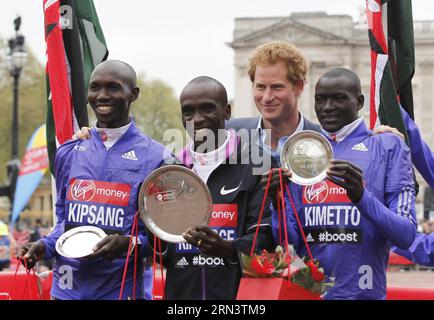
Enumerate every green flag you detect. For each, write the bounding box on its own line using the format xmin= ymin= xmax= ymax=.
xmin=387 ymin=0 xmax=415 ymax=119
xmin=367 ymin=0 xmax=409 ymax=141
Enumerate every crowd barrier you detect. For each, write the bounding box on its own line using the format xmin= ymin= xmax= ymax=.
xmin=388 ymin=251 xmax=415 ymax=266
xmin=1 ymin=266 xmax=434 ymax=300
xmin=0 ymin=270 xmax=52 ymax=300
xmin=386 ymin=286 xmax=434 ymax=300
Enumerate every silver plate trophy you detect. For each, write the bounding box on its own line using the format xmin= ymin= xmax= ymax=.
xmin=56 ymin=225 xmax=107 ymax=258
xmin=139 ymin=165 xmax=212 ymax=243
xmin=280 ymin=130 xmax=333 ymax=185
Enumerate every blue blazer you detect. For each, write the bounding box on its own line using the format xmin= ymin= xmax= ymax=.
xmin=225 ymin=115 xmax=321 ymax=133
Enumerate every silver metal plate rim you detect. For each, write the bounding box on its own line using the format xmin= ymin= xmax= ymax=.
xmin=280 ymin=130 xmax=333 ymax=186
xmin=55 ymin=225 xmax=107 ymax=259
xmin=287 ymin=171 xmax=328 ymax=186
xmin=138 ymin=165 xmax=212 ymax=244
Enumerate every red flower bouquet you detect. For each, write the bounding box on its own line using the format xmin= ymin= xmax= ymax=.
xmin=290 ymin=257 xmax=333 ymax=295
xmin=238 ymin=245 xmax=333 ymax=299
xmin=241 ymin=245 xmax=293 ymax=278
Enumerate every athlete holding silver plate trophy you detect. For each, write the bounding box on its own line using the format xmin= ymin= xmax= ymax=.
xmin=266 ymin=68 xmax=417 ymax=300
xmin=147 ymin=76 xmax=275 ymax=300
xmin=20 ymin=60 xmax=171 ymax=300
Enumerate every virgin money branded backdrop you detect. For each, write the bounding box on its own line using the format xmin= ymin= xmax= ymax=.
xmin=10 ymin=125 xmax=49 ymax=225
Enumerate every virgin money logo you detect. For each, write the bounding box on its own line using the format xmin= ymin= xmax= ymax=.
xmin=304 ymin=181 xmax=328 ymax=204
xmin=70 ymin=179 xmax=96 ymax=202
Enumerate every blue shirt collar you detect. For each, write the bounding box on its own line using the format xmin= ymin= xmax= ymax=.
xmin=255 ymin=113 xmax=304 ymax=165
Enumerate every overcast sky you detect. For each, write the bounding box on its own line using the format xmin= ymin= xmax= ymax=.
xmin=1 ymin=0 xmax=433 ymax=99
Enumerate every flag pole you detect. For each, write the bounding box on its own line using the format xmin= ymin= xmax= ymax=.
xmin=382 ymin=2 xmax=387 ymax=43
xmin=51 ymin=175 xmax=57 ymax=227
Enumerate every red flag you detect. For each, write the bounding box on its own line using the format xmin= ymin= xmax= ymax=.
xmin=366 ymin=0 xmax=408 ymax=139
xmin=44 ymin=0 xmax=74 ymax=145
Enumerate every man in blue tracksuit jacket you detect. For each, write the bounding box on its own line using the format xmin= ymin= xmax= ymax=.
xmin=20 ymin=60 xmax=168 ymax=299
xmin=373 ymin=106 xmax=434 ymax=190
xmin=269 ymin=68 xmax=417 ymax=299
xmin=393 ymin=233 xmax=434 ymax=266
xmin=376 ymin=106 xmax=434 ymax=266
xmin=400 ymin=107 xmax=434 ymax=190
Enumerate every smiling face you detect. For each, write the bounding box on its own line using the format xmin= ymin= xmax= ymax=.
xmin=252 ymin=62 xmax=304 ymax=126
xmin=314 ymin=75 xmax=364 ymax=133
xmin=87 ymin=61 xmax=139 ymax=128
xmin=180 ymin=80 xmax=230 ymax=150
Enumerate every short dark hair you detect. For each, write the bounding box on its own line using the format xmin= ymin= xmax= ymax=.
xmin=92 ymin=60 xmax=137 ymax=88
xmin=320 ymin=68 xmax=362 ymax=95
xmin=183 ymin=76 xmax=228 ymax=106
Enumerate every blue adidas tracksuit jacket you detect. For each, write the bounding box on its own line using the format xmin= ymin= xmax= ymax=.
xmin=272 ymin=120 xmax=417 ymax=299
xmin=41 ymin=121 xmax=168 ymax=300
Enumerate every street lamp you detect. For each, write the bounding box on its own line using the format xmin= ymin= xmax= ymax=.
xmin=5 ymin=17 xmax=27 ymax=160
xmin=4 ymin=16 xmax=27 ymax=217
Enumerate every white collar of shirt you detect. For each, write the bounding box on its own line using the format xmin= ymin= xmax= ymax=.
xmin=190 ymin=130 xmax=232 ymax=183
xmin=256 ymin=112 xmax=304 ymax=156
xmin=95 ymin=120 xmax=132 ymax=149
xmin=321 ymin=116 xmax=364 ymax=142
xmin=256 ymin=112 xmax=305 ymax=131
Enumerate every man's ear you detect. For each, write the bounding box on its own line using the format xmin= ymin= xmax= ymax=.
xmin=294 ymin=80 xmax=305 ymax=97
xmin=357 ymin=94 xmax=364 ymax=112
xmin=130 ymin=87 xmax=140 ymax=102
xmin=225 ymin=104 xmax=232 ymax=120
